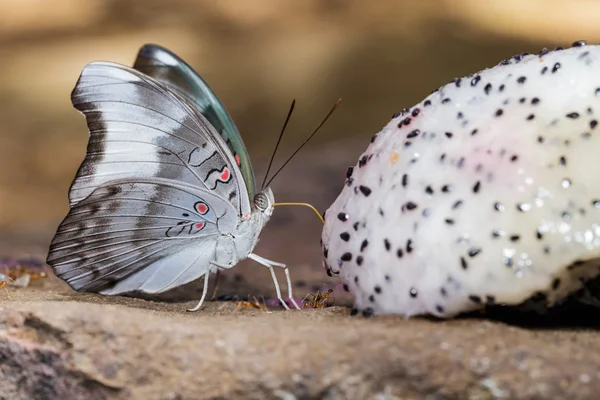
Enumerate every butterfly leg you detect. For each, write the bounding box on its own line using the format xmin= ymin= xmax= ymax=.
xmin=210 ymin=269 xmax=221 ymax=301
xmin=248 ymin=253 xmax=301 ymax=310
xmin=187 ymin=269 xmax=211 ymax=312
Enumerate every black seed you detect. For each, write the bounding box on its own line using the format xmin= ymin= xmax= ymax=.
xmin=495 ymin=109 xmax=504 ymax=117
xmin=441 ymin=185 xmax=452 ymax=193
xmin=552 ymin=62 xmax=561 ymax=73
xmin=411 ymin=108 xmax=420 ymax=117
xmin=346 ymin=167 xmax=354 ymax=179
xmin=442 ymin=98 xmax=451 ymax=104
xmin=471 ymin=129 xmax=478 ymax=136
xmin=461 ymin=257 xmax=468 ymax=269
xmin=486 ymin=295 xmax=496 ymax=305
xmin=537 ymin=136 xmax=544 ymax=143
xmin=384 ymin=239 xmax=391 ymax=251
xmin=368 ymin=295 xmax=375 ymax=302
xmin=572 ymin=40 xmax=587 ymax=47
xmin=471 ymin=75 xmax=481 ymax=86
xmin=402 ymin=174 xmax=408 ymax=187
xmin=519 ymin=97 xmax=526 ymax=104
xmin=341 ymin=253 xmax=352 ymax=262
xmin=541 ymin=66 xmax=548 ymax=74
xmin=406 ymin=239 xmax=414 ymax=253
xmin=559 ymin=156 xmax=567 ymax=166
xmin=396 ymin=248 xmax=403 ymax=258
xmin=405 ymin=202 xmax=418 ymax=210
xmin=445 ymin=132 xmax=453 ymax=138
xmin=323 ymin=248 xmax=329 ymax=258
xmin=354 ymin=276 xmax=359 ymax=284
xmin=469 ymin=295 xmax=482 ymax=304
xmin=371 ymin=134 xmax=378 ymax=143
xmin=337 ymin=212 xmax=349 ymax=222
xmin=353 ymin=222 xmax=359 ymax=231
xmin=591 ymin=120 xmax=598 ymax=129
xmin=510 ymin=154 xmax=519 ymax=162
xmin=403 ymin=117 xmax=411 ymax=125
xmin=445 ymin=218 xmax=454 ymax=225
xmin=526 ymin=114 xmax=535 ymax=121
xmin=566 ymin=112 xmax=580 ymax=119
xmin=409 ymin=288 xmax=418 ymax=298
xmin=509 ymin=235 xmax=520 ymax=242
xmin=359 ymin=186 xmax=371 ymax=196
xmin=350 ymin=308 xmax=358 ymax=316
xmin=424 ymin=100 xmax=432 ymax=106
xmin=391 ymin=112 xmax=401 ymax=119
xmin=374 ymin=285 xmax=382 ymax=294
xmin=517 ymin=76 xmax=526 ymax=84
xmin=385 ymin=275 xmax=391 ymax=282
xmin=484 ymin=83 xmax=492 ymax=94
xmin=340 ymin=232 xmax=350 ymax=241
xmin=358 ymin=155 xmax=368 ymax=167
xmin=536 ymin=229 xmax=543 ymax=239
xmin=407 ymin=129 xmax=420 ymax=139
xmin=360 ymin=239 xmax=369 ymax=251
xmin=472 ymin=181 xmax=481 ymax=193
xmin=379 ymin=208 xmax=384 ymax=216
xmin=454 ymin=78 xmax=462 ymax=87
xmin=531 ymin=97 xmax=540 ymax=105
xmin=342 ymin=284 xmax=349 ymax=292
xmin=425 ymin=186 xmax=434 ymax=195
xmin=551 ymin=278 xmax=561 ymax=290
xmin=499 ymin=84 xmax=505 ymax=92
xmin=356 ymin=256 xmax=363 ymax=266
xmin=440 ymin=287 xmax=447 ymax=297
xmin=362 ymin=308 xmax=374 ymax=317
xmin=468 ymin=248 xmax=481 ymax=257
xmin=436 ymin=305 xmax=444 ymax=313
xmin=452 ymin=200 xmax=463 ymax=209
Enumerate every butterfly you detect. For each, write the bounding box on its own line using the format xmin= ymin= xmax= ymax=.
xmin=46 ymin=43 xmax=305 ymax=311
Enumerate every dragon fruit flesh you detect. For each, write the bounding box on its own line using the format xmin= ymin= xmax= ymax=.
xmin=321 ymin=41 xmax=600 ymax=318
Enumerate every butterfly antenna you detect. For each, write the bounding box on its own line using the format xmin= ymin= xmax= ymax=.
xmin=261 ymin=99 xmax=296 ymax=191
xmin=264 ymin=98 xmax=341 ymax=189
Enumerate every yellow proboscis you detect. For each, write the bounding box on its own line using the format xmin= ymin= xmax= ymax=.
xmin=273 ymin=202 xmax=325 ymax=224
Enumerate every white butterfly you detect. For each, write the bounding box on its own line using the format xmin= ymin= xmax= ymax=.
xmin=46 ymin=44 xmax=302 ymax=311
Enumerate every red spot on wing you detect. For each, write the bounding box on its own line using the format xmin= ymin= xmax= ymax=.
xmin=195 ymin=222 xmax=205 ymax=230
xmin=235 ymin=154 xmax=241 ymax=166
xmin=220 ymin=167 xmax=230 ymax=182
xmin=195 ymin=202 xmax=209 ymax=214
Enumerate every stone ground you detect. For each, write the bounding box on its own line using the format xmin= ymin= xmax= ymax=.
xmin=0 ymin=272 xmax=599 ymax=400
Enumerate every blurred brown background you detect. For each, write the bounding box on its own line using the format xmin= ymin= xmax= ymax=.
xmin=1 ymin=0 xmax=600 ymax=297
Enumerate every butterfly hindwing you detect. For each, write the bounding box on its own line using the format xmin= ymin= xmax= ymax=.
xmin=132 ymin=43 xmax=257 ymax=198
xmin=47 ymin=178 xmax=238 ymax=294
xmin=69 ymin=61 xmax=251 ymax=216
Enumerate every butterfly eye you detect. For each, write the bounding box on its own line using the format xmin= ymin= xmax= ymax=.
xmin=253 ymin=193 xmax=269 ymax=211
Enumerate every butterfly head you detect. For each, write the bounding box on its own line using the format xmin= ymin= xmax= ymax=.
xmin=253 ymin=187 xmax=275 ymax=217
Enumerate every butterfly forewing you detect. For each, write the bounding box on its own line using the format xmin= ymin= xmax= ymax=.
xmin=132 ymin=44 xmax=257 ymax=198
xmin=47 ymin=178 xmax=237 ymax=294
xmin=68 ymin=61 xmax=251 ymax=216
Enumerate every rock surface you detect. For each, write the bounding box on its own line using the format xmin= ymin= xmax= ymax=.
xmin=0 ymin=276 xmax=599 ymax=400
